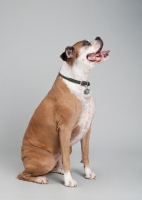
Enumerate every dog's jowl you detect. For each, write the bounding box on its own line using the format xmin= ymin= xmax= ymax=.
xmin=17 ymin=37 xmax=110 ymax=187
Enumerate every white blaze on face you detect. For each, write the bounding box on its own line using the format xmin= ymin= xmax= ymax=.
xmin=60 ymin=37 xmax=110 ymax=81
xmin=77 ymin=40 xmax=102 ymax=67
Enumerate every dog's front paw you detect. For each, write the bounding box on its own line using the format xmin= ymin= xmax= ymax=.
xmin=84 ymin=167 xmax=96 ymax=180
xmin=64 ymin=172 xmax=77 ymax=187
xmin=65 ymin=178 xmax=77 ymax=187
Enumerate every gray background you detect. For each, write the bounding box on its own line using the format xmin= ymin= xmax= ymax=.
xmin=0 ymin=0 xmax=142 ymax=199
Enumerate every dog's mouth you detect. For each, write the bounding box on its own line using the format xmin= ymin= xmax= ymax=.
xmin=87 ymin=47 xmax=110 ymax=62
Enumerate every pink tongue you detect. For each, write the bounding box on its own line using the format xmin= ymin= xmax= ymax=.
xmin=96 ymin=50 xmax=110 ymax=56
xmin=88 ymin=50 xmax=110 ymax=61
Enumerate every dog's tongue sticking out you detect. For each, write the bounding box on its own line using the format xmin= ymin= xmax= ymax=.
xmin=88 ymin=50 xmax=110 ymax=62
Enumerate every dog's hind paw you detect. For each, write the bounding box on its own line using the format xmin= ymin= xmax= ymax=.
xmin=35 ymin=176 xmax=49 ymax=184
xmin=51 ymin=167 xmax=64 ymax=175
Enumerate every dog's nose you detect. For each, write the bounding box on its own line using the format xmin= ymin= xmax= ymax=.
xmin=95 ymin=37 xmax=102 ymax=41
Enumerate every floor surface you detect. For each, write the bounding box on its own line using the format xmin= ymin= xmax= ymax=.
xmin=1 ymin=144 xmax=141 ymax=200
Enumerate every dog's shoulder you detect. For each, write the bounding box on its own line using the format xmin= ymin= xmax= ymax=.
xmin=47 ymin=76 xmax=82 ymax=125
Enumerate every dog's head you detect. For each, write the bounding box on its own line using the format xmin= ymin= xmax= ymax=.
xmin=60 ymin=37 xmax=110 ymax=68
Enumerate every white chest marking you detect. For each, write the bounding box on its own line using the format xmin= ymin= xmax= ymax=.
xmin=60 ymin=61 xmax=96 ymax=146
xmin=70 ymin=94 xmax=95 ymax=146
xmin=61 ymin=79 xmax=95 ymax=146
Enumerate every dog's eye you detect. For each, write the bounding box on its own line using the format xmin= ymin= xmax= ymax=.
xmin=83 ymin=40 xmax=91 ymax=46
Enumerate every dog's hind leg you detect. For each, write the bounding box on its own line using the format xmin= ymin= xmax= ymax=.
xmin=17 ymin=146 xmax=56 ymax=184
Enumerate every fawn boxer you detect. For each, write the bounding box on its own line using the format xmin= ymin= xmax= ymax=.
xmin=17 ymin=37 xmax=110 ymax=187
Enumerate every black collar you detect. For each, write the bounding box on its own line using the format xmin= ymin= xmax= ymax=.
xmin=59 ymin=72 xmax=90 ymax=86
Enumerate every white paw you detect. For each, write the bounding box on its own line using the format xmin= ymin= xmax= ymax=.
xmin=35 ymin=176 xmax=49 ymax=184
xmin=64 ymin=172 xmax=77 ymax=187
xmin=84 ymin=167 xmax=96 ymax=180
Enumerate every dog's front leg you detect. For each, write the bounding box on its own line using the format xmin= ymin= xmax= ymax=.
xmin=59 ymin=127 xmax=77 ymax=187
xmin=81 ymin=126 xmax=96 ymax=180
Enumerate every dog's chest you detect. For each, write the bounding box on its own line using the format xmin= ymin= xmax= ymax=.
xmin=70 ymin=95 xmax=95 ymax=146
xmin=63 ymin=79 xmax=95 ymax=146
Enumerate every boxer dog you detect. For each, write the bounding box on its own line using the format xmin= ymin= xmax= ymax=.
xmin=17 ymin=37 xmax=110 ymax=187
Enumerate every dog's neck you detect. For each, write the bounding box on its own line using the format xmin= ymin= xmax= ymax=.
xmin=60 ymin=61 xmax=91 ymax=81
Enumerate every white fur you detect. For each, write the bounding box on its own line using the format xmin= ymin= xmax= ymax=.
xmin=84 ymin=167 xmax=96 ymax=179
xmin=71 ymin=94 xmax=95 ymax=145
xmin=78 ymin=40 xmax=101 ymax=68
xmin=35 ymin=176 xmax=48 ymax=184
xmin=60 ymin=63 xmax=95 ymax=146
xmin=64 ymin=171 xmax=77 ymax=187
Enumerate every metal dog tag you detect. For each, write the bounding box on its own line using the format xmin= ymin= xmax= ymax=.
xmin=84 ymin=87 xmax=90 ymax=95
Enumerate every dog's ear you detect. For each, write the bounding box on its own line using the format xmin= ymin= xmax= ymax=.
xmin=60 ymin=52 xmax=67 ymax=61
xmin=60 ymin=46 xmax=75 ymax=61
